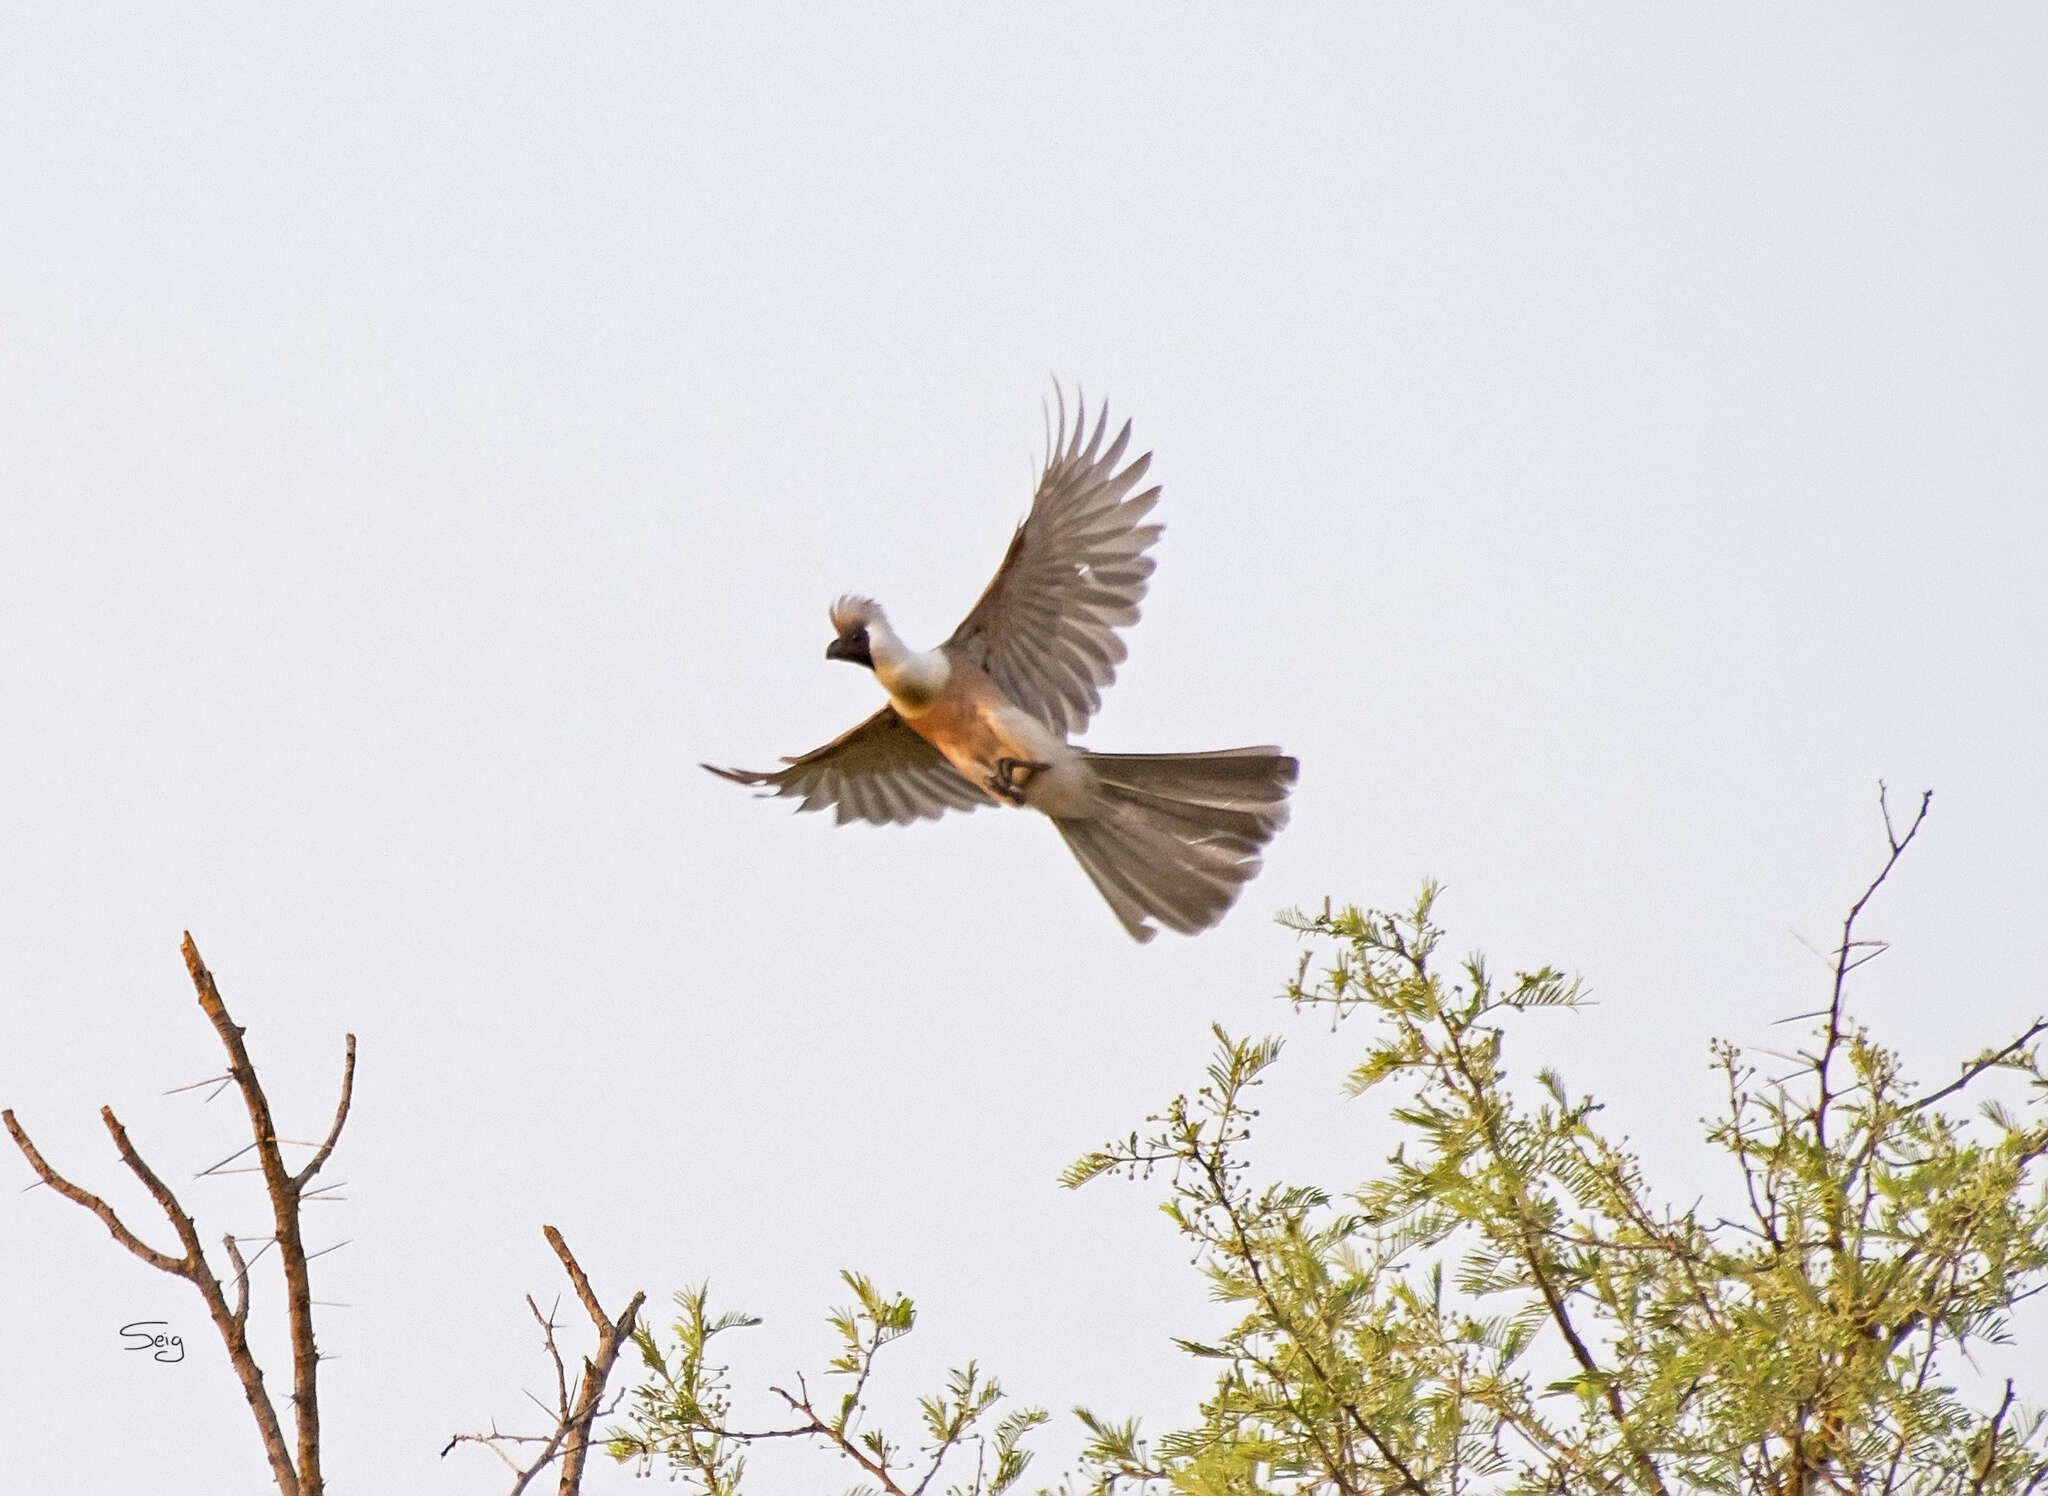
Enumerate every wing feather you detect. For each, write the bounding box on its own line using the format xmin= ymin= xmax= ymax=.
xmin=703 ymin=706 xmax=987 ymax=826
xmin=945 ymin=393 xmax=1165 ymax=737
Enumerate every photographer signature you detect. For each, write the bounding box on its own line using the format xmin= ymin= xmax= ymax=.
xmin=120 ymin=1321 xmax=185 ymax=1363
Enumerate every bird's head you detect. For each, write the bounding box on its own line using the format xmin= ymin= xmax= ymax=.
xmin=825 ymin=594 xmax=881 ymax=669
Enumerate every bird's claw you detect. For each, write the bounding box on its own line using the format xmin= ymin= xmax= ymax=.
xmin=988 ymin=756 xmax=1051 ymax=805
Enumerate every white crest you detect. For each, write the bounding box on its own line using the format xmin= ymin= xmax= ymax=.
xmin=829 ymin=594 xmax=881 ymax=635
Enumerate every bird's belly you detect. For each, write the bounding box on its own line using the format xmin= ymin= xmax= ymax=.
xmin=896 ymin=690 xmax=1073 ymax=809
xmin=898 ymin=693 xmax=1017 ymax=796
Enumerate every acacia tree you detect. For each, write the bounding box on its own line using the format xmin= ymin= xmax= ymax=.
xmin=14 ymin=791 xmax=2041 ymax=1494
xmin=613 ymin=789 xmax=2048 ymax=1494
xmin=607 ymin=1271 xmax=1045 ymax=1495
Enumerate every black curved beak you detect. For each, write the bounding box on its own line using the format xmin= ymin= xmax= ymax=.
xmin=826 ymin=633 xmax=874 ymax=668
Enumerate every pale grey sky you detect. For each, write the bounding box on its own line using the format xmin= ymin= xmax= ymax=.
xmin=4 ymin=8 xmax=2045 ymax=1492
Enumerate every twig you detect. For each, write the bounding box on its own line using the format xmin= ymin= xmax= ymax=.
xmin=1434 ymin=1013 xmax=1671 ymax=1496
xmin=1969 ymin=1380 xmax=2016 ymax=1496
xmin=226 ymin=1234 xmax=253 ymax=1332
xmin=294 ymin=1041 xmax=356 ymax=1191
xmin=770 ymin=1381 xmax=913 ymax=1494
xmin=1192 ymin=1106 xmax=1418 ymax=1496
xmin=444 ymin=1226 xmax=645 ymax=1496
xmin=1814 ymin=786 xmax=1932 ymax=1149
xmin=1911 ymin=1020 xmax=2048 ymax=1115
xmin=3 ymin=1111 xmax=184 ymax=1276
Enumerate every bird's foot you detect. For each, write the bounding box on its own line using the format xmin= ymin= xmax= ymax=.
xmin=987 ymin=756 xmax=1051 ymax=805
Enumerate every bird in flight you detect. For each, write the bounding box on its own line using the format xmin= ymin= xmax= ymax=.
xmin=704 ymin=393 xmax=1297 ymax=942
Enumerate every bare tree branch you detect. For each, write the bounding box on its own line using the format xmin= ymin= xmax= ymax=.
xmin=445 ymin=1226 xmax=645 ymax=1496
xmin=2 ymin=1110 xmax=186 ymax=1275
xmin=226 ymin=1233 xmax=254 ymax=1332
xmin=4 ymin=935 xmax=355 ymax=1496
xmin=292 ymin=1039 xmax=356 ymax=1191
xmin=182 ymin=933 xmax=336 ymax=1494
xmin=1815 ymin=785 xmax=1932 ymax=1149
xmin=543 ymin=1226 xmax=646 ymax=1496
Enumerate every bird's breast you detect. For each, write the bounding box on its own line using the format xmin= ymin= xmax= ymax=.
xmin=894 ymin=657 xmax=1070 ymax=806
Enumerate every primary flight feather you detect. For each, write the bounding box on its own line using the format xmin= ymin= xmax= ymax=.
xmin=704 ymin=392 xmax=1297 ymax=942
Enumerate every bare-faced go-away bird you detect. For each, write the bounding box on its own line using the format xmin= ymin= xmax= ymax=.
xmin=704 ymin=394 xmax=1298 ymax=942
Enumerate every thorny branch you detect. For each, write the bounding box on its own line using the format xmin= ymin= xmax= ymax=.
xmin=444 ymin=1226 xmax=645 ymax=1496
xmin=1814 ymin=784 xmax=1931 ymax=1149
xmin=4 ymin=934 xmax=354 ymax=1496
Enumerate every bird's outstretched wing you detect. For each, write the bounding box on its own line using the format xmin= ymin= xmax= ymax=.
xmin=945 ymin=392 xmax=1163 ymax=739
xmin=702 ymin=706 xmax=989 ymax=826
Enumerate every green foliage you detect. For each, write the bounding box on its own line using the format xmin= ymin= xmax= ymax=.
xmin=614 ymin=794 xmax=2048 ymax=1494
xmin=606 ymin=1284 xmax=761 ymax=1493
xmin=1061 ymin=801 xmax=2048 ymax=1494
xmin=607 ymin=1270 xmax=1046 ymax=1496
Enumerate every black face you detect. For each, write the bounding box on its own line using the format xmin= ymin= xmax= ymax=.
xmin=825 ymin=625 xmax=874 ymax=669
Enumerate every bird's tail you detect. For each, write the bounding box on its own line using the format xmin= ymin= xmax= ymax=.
xmin=1054 ymin=747 xmax=1298 ymax=943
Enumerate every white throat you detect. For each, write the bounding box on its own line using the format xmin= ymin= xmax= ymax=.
xmin=864 ymin=611 xmax=952 ymax=712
